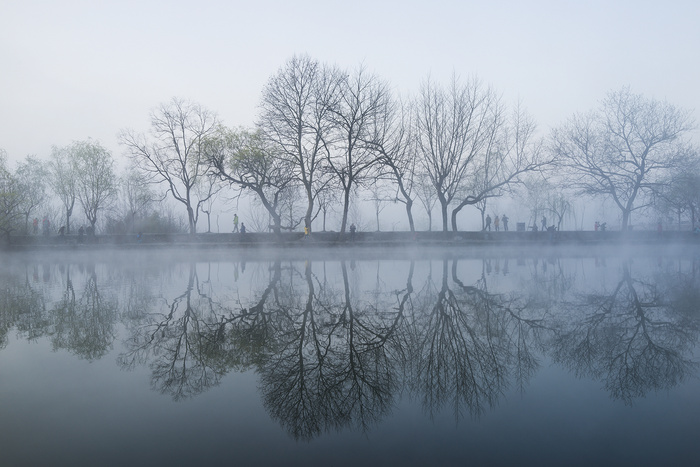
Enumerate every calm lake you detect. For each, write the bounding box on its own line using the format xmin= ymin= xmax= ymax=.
xmin=1 ymin=246 xmax=699 ymax=466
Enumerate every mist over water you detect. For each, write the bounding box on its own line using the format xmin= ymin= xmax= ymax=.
xmin=1 ymin=246 xmax=699 ymax=466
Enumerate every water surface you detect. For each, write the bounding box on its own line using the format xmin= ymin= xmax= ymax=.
xmin=1 ymin=246 xmax=699 ymax=466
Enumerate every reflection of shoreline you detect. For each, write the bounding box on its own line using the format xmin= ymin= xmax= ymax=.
xmin=2 ymin=242 xmax=699 ymax=266
xmin=4 ymin=230 xmax=700 ymax=251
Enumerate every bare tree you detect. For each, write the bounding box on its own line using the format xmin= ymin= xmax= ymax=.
xmin=520 ymin=175 xmax=573 ymax=231
xmin=415 ymin=75 xmax=500 ymax=231
xmin=195 ymin=174 xmax=223 ymax=234
xmin=258 ymin=55 xmax=343 ymax=233
xmin=552 ymin=87 xmax=696 ymax=231
xmin=74 ymin=139 xmax=117 ymax=232
xmin=119 ymin=98 xmax=219 ymax=234
xmin=278 ymin=185 xmax=307 ymax=232
xmin=473 ymin=196 xmax=488 ymax=231
xmin=450 ymin=103 xmax=550 ymax=231
xmin=327 ymin=66 xmax=388 ymax=234
xmin=120 ymin=165 xmax=156 ymax=233
xmin=546 ymin=189 xmax=572 ymax=231
xmin=416 ymin=174 xmax=437 ymax=231
xmin=367 ymin=181 xmax=394 ymax=231
xmin=316 ymin=187 xmax=339 ymax=232
xmin=367 ymin=96 xmax=420 ymax=231
xmin=655 ymin=155 xmax=700 ymax=230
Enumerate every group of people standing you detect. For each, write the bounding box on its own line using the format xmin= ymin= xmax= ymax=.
xmin=484 ymin=214 xmax=509 ymax=231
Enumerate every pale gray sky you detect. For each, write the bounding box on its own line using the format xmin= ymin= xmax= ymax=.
xmin=2 ymin=0 xmax=698 ymax=166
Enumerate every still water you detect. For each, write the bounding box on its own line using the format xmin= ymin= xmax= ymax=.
xmin=1 ymin=246 xmax=699 ymax=466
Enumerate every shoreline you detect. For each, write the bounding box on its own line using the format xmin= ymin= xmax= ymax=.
xmin=2 ymin=230 xmax=699 ymax=254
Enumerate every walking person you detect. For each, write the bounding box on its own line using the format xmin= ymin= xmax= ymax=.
xmin=502 ymin=214 xmax=509 ymax=231
xmin=541 ymin=216 xmax=547 ymax=232
xmin=494 ymin=215 xmax=500 ymax=232
xmin=485 ymin=214 xmax=492 ymax=231
xmin=233 ymin=213 xmax=239 ymax=233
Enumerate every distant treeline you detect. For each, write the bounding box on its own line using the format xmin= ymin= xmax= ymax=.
xmin=2 ymin=56 xmax=698 ymax=240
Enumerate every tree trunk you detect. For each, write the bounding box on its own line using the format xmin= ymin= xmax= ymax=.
xmin=439 ymin=197 xmax=448 ymax=232
xmin=621 ymin=209 xmax=630 ymax=231
xmin=66 ymin=206 xmax=73 ymax=235
xmin=271 ymin=213 xmax=282 ymax=234
xmin=405 ymin=198 xmax=415 ymax=232
xmin=340 ymin=185 xmax=351 ymax=233
xmin=255 ymin=188 xmax=281 ymax=234
xmin=187 ymin=206 xmax=196 ymax=234
xmin=450 ymin=204 xmax=464 ymax=232
xmin=304 ymin=186 xmax=314 ymax=233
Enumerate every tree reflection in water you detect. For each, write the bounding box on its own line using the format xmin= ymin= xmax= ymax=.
xmin=552 ymin=260 xmax=700 ymax=404
xmin=119 ymin=262 xmax=255 ymax=400
xmin=410 ymin=259 xmax=551 ymax=421
xmin=1 ymin=253 xmax=698 ymax=440
xmin=0 ymin=265 xmax=47 ymax=349
xmin=0 ymin=261 xmax=118 ymax=360
xmin=51 ymin=263 xmax=119 ymax=360
xmin=255 ymin=260 xmax=402 ymax=440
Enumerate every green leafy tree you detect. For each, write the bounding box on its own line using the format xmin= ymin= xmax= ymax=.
xmin=15 ymin=155 xmax=50 ymax=234
xmin=74 ymin=140 xmax=117 ymax=231
xmin=0 ymin=150 xmax=23 ymax=239
xmin=49 ymin=144 xmax=78 ymax=233
xmin=206 ymin=126 xmax=296 ymax=234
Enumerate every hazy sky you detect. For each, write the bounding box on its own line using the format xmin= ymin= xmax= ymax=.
xmin=2 ymin=0 xmax=698 ymax=167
